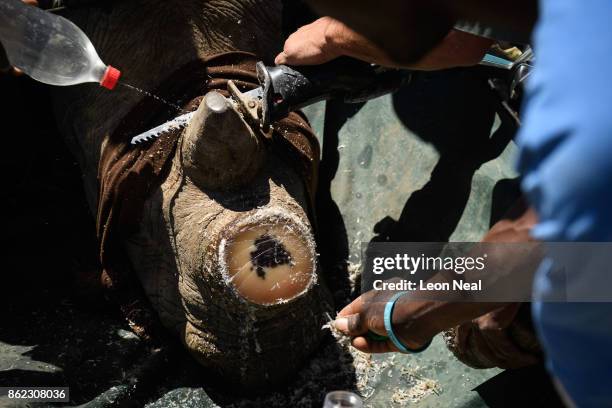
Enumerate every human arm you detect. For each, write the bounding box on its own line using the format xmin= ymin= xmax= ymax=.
xmin=304 ymin=0 xmax=536 ymax=66
xmin=275 ymin=16 xmax=493 ymax=70
xmin=335 ymin=289 xmax=506 ymax=353
xmin=335 ymin=206 xmax=538 ymax=354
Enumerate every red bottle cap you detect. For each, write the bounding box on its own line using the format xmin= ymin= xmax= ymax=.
xmin=100 ymin=65 xmax=121 ymax=90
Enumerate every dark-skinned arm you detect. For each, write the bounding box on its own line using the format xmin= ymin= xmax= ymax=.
xmin=335 ymin=207 xmax=539 ymax=354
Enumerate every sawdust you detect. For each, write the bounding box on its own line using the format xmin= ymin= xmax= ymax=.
xmin=321 ymin=313 xmax=442 ymax=405
xmin=322 ymin=313 xmax=396 ymax=400
xmin=352 ymin=349 xmax=389 ymax=399
xmin=321 ymin=313 xmax=388 ymax=398
xmin=393 ymin=366 xmax=442 ymax=405
xmin=321 ymin=313 xmax=351 ymax=347
xmin=347 ymin=261 xmax=362 ymax=291
xmin=220 ymin=314 xmax=445 ymax=407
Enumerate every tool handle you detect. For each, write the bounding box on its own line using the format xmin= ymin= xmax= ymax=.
xmin=258 ymin=57 xmax=411 ymax=126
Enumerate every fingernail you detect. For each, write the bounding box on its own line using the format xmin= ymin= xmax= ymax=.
xmin=334 ymin=317 xmax=348 ymax=332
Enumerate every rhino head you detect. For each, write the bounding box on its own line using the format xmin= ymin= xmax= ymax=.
xmin=123 ymin=90 xmax=332 ymax=390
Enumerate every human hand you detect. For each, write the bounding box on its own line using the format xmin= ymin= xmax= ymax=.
xmin=334 ymin=288 xmax=439 ymax=354
xmin=1 ymin=0 xmax=39 ymax=75
xmin=447 ymin=303 xmax=541 ymax=369
xmin=275 ymin=17 xmax=342 ymax=66
xmin=444 ymin=206 xmax=542 ymax=368
xmin=335 ymin=284 xmax=506 ymax=354
xmin=275 ymin=16 xmax=398 ymax=67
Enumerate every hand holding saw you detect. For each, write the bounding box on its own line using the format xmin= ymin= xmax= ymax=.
xmin=131 ymin=57 xmax=411 ymax=144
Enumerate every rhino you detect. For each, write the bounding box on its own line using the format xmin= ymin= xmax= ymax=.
xmin=49 ymin=0 xmax=333 ymax=390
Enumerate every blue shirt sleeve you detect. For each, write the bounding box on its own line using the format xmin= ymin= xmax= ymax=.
xmin=518 ymin=0 xmax=612 ymax=243
xmin=517 ymin=1 xmax=612 ymax=406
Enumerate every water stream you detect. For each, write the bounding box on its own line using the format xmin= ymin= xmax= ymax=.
xmin=121 ymin=83 xmax=182 ymax=112
xmin=120 ymin=82 xmax=192 ymax=144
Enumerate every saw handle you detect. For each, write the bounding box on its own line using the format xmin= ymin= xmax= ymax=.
xmin=258 ymin=57 xmax=411 ymax=126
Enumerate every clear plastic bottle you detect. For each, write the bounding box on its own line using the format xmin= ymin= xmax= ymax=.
xmin=0 ymin=0 xmax=120 ymax=89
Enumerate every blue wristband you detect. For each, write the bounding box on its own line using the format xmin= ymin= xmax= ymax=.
xmin=383 ymin=291 xmax=432 ymax=354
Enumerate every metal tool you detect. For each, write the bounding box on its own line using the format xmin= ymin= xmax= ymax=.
xmin=484 ymin=47 xmax=535 ymax=126
xmin=229 ymin=57 xmax=411 ymax=131
xmin=131 ymin=57 xmax=411 ymax=145
xmin=481 ymin=47 xmax=534 ymax=97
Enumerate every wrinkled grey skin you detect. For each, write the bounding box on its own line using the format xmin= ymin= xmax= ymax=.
xmin=51 ymin=0 xmax=332 ymax=390
xmin=54 ymin=0 xmax=282 ymax=203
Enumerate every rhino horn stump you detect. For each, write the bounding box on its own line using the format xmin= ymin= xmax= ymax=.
xmin=181 ymin=91 xmax=265 ymax=191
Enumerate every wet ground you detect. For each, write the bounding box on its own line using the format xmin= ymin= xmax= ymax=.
xmin=0 ymin=41 xmax=564 ymax=408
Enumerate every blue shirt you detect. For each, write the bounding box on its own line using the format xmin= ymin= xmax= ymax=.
xmin=517 ymin=1 xmax=612 ymax=406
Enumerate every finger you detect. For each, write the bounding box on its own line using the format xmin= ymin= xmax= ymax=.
xmin=278 ymin=37 xmax=334 ymax=66
xmin=274 ymin=52 xmax=287 ymax=65
xmin=280 ymin=51 xmax=335 ymax=66
xmin=334 ymin=313 xmax=368 ymax=336
xmin=275 ymin=47 xmax=317 ymax=66
xmin=351 ymin=336 xmax=398 ymax=354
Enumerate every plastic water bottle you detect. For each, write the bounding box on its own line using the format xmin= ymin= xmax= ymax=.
xmin=0 ymin=0 xmax=120 ymax=89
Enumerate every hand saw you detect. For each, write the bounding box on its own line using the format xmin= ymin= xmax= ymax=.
xmin=131 ymin=57 xmax=411 ymax=145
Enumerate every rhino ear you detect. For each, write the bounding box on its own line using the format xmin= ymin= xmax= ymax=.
xmin=180 ymin=91 xmax=265 ymax=191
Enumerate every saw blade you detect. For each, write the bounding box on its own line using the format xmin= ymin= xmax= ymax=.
xmin=130 ymin=84 xmax=265 ymax=145
xmin=130 ymin=111 xmax=196 ymax=145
